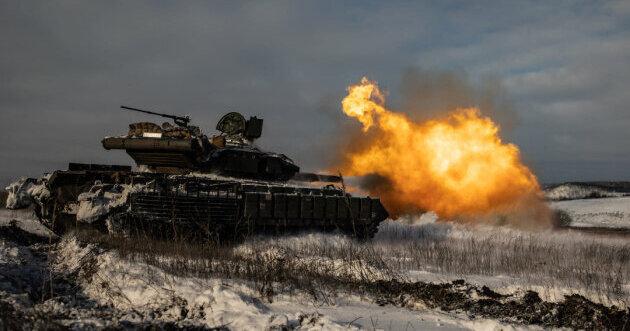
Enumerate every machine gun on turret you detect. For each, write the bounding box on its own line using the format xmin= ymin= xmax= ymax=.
xmin=121 ymin=105 xmax=191 ymax=128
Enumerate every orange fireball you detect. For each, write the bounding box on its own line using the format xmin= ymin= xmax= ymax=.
xmin=339 ymin=77 xmax=548 ymax=225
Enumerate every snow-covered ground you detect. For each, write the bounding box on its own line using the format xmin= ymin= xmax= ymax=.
xmin=543 ymin=182 xmax=630 ymax=229
xmin=2 ymin=182 xmax=630 ymax=329
xmin=0 ymin=221 xmax=525 ymax=330
xmin=55 ymin=236 xmax=490 ymax=330
xmin=550 ymin=196 xmax=630 ymax=229
xmin=0 ymin=208 xmax=54 ymax=237
xmin=3 ymin=212 xmax=628 ymax=329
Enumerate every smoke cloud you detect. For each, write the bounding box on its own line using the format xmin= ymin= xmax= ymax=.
xmin=399 ymin=68 xmax=518 ymax=133
xmin=334 ymin=73 xmax=552 ymax=229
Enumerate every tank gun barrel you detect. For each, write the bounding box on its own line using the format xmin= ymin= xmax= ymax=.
xmin=121 ymin=105 xmax=191 ymax=128
xmin=291 ymin=172 xmax=342 ymax=183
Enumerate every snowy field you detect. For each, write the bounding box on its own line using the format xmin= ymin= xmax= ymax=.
xmin=0 ymin=218 xmax=533 ymax=330
xmin=550 ymin=196 xmax=630 ymax=229
xmin=1 ymin=214 xmax=629 ymax=329
xmin=544 ymin=182 xmax=630 ymax=229
xmin=1 ymin=184 xmax=630 ymax=330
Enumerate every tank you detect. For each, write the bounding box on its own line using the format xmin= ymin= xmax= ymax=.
xmin=7 ymin=106 xmax=389 ymax=241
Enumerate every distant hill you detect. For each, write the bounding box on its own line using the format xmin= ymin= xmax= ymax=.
xmin=544 ymin=181 xmax=630 ymax=201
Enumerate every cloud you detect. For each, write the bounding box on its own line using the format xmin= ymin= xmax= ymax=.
xmin=1 ymin=1 xmax=629 ymax=185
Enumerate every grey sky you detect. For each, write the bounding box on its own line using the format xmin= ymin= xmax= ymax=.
xmin=1 ymin=1 xmax=629 ymax=186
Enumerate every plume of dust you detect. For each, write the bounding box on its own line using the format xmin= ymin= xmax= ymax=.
xmin=336 ymin=73 xmax=552 ymax=229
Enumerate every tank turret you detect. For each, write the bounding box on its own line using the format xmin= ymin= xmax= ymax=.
xmin=102 ymin=106 xmax=299 ymax=180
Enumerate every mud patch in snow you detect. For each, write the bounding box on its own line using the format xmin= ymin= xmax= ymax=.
xmin=367 ymin=280 xmax=629 ymax=330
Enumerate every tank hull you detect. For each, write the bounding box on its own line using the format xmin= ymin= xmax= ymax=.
xmin=35 ymin=164 xmax=388 ymax=241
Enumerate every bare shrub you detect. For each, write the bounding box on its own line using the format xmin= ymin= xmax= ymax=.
xmin=551 ymin=209 xmax=573 ymax=228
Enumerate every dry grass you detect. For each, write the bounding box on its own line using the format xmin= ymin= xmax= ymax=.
xmin=71 ymin=219 xmax=630 ymax=305
xmin=375 ymin=221 xmax=630 ymax=302
xmin=0 ymin=190 xmax=7 ymax=209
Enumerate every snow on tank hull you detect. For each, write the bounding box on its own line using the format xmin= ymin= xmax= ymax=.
xmin=7 ymin=109 xmax=390 ymax=240
xmin=26 ymin=163 xmax=388 ymax=241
